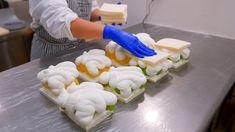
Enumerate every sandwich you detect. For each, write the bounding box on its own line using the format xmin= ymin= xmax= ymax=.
xmin=98 ymin=66 xmax=147 ymax=103
xmin=75 ymin=49 xmax=112 ymax=82
xmin=99 ymin=3 xmax=127 ymax=25
xmin=155 ymin=38 xmax=191 ymax=70
xmin=37 ymin=61 xmax=79 ymax=105
xmin=59 ymin=82 xmax=117 ymax=131
xmin=105 ymin=33 xmax=172 ymax=82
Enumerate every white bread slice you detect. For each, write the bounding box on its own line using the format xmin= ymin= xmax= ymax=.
xmin=101 ymin=14 xmax=127 ymax=19
xmin=102 ymin=21 xmax=126 ymax=25
xmin=40 ymin=88 xmax=58 ymax=105
xmin=156 ymin=38 xmax=191 ymax=51
xmin=101 ymin=20 xmax=126 ymax=25
xmin=101 ymin=17 xmax=126 ymax=22
xmin=100 ymin=3 xmax=127 ymax=16
xmin=131 ymin=51 xmax=170 ymax=67
xmin=0 ymin=27 xmax=10 ymax=36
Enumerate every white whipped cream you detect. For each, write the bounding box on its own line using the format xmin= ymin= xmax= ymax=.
xmin=106 ymin=33 xmax=156 ymax=62
xmin=170 ymin=52 xmax=181 ymax=62
xmin=161 ymin=60 xmax=173 ymax=71
xmin=129 ymin=58 xmax=138 ymax=66
xmin=63 ymin=82 xmax=117 ymax=126
xmin=129 ymin=59 xmax=172 ymax=76
xmin=135 ymin=33 xmax=156 ymax=49
xmin=99 ymin=67 xmax=147 ymax=97
xmin=181 ymin=48 xmax=190 ymax=59
xmin=75 ymin=49 xmax=112 ymax=76
xmin=105 ymin=41 xmax=117 ymax=53
xmin=146 ymin=65 xmax=162 ymax=76
xmin=161 ymin=48 xmax=180 ymax=62
xmin=137 ymin=60 xmax=146 ymax=68
xmin=106 ymin=41 xmax=128 ymax=61
xmin=160 ymin=48 xmax=190 ymax=62
xmin=37 ymin=61 xmax=79 ymax=95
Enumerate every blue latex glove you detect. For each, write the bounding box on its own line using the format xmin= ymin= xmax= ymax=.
xmin=103 ymin=25 xmax=156 ymax=58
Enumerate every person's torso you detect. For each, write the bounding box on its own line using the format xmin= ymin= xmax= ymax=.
xmin=35 ymin=0 xmax=92 ymax=44
xmin=67 ymin=0 xmax=92 ymax=20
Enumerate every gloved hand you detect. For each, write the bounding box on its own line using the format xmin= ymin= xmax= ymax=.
xmin=103 ymin=25 xmax=156 ymax=58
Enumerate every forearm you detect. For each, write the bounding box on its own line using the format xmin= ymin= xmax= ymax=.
xmin=70 ymin=18 xmax=104 ymax=40
xmin=90 ymin=9 xmax=100 ymax=22
xmin=71 ymin=19 xmax=155 ymax=58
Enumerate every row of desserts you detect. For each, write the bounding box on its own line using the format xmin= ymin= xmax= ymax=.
xmin=76 ymin=33 xmax=191 ymax=85
xmin=37 ymin=58 xmax=147 ymax=131
xmin=37 ymin=33 xmax=191 ymax=131
xmin=37 ymin=61 xmax=113 ymax=131
xmin=74 ymin=49 xmax=147 ymax=103
xmin=105 ymin=33 xmax=191 ymax=78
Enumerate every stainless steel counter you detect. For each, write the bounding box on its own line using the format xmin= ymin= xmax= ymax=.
xmin=0 ymin=24 xmax=235 ymax=132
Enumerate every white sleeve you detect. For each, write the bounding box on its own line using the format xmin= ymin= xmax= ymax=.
xmin=91 ymin=0 xmax=100 ymax=12
xmin=29 ymin=0 xmax=78 ymax=40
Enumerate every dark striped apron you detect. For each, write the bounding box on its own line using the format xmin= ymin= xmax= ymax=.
xmin=30 ymin=0 xmax=92 ymax=60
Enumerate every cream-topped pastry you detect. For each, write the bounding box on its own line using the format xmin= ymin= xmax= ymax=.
xmin=105 ymin=33 xmax=157 ymax=66
xmin=37 ymin=61 xmax=79 ymax=104
xmin=105 ymin=41 xmax=131 ymax=66
xmin=155 ymin=38 xmax=191 ymax=70
xmin=98 ymin=66 xmax=146 ymax=103
xmin=75 ymin=49 xmax=112 ymax=82
xmin=37 ymin=61 xmax=79 ymax=95
xmin=60 ymin=82 xmax=117 ymax=131
xmin=105 ymin=33 xmax=171 ymax=82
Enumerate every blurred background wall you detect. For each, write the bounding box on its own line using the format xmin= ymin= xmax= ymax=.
xmin=145 ymin=0 xmax=235 ymax=39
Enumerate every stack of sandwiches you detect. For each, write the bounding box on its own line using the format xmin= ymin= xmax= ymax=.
xmin=105 ymin=33 xmax=172 ymax=82
xmin=74 ymin=49 xmax=147 ymax=103
xmin=37 ymin=61 xmax=80 ymax=105
xmin=155 ymin=38 xmax=191 ymax=70
xmin=99 ymin=3 xmax=127 ymax=25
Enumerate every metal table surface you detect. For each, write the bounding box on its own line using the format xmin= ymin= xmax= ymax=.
xmin=0 ymin=24 xmax=235 ymax=132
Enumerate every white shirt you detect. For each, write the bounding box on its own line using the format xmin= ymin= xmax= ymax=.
xmin=29 ymin=0 xmax=99 ymax=40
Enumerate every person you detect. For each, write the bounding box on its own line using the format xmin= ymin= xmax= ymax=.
xmin=29 ymin=0 xmax=156 ymax=60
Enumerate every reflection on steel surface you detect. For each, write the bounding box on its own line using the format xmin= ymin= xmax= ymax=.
xmin=144 ymin=110 xmax=159 ymax=123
